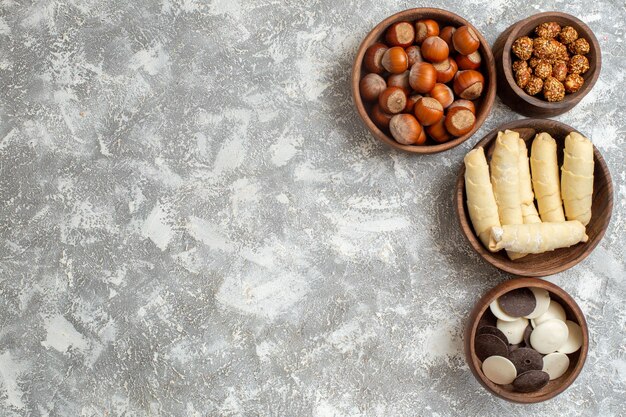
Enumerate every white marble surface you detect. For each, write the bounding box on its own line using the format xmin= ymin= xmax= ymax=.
xmin=0 ymin=0 xmax=625 ymax=415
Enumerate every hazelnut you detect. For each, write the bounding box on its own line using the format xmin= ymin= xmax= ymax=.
xmin=524 ymin=75 xmax=543 ymax=96
xmin=409 ymin=62 xmax=437 ymax=93
xmin=363 ymin=43 xmax=388 ymax=74
xmin=512 ymin=60 xmax=529 ymax=73
xmin=359 ymin=73 xmax=387 ymax=101
xmin=568 ymin=54 xmax=590 ymax=74
xmin=421 ymin=36 xmax=450 ymax=63
xmin=456 ymin=51 xmax=482 ymax=71
xmin=426 ymin=117 xmax=453 ymax=143
xmin=512 ymin=36 xmax=533 ymax=60
xmin=370 ymin=104 xmax=394 ymax=130
xmin=389 ymin=114 xmax=424 ymax=145
xmin=453 ymin=70 xmax=484 ymax=100
xmin=564 ymin=73 xmax=585 ymax=93
xmin=552 ymin=60 xmax=568 ymax=81
xmin=543 ymin=76 xmax=565 ymax=102
xmin=528 ymin=57 xmax=541 ymax=68
xmin=445 ymin=107 xmax=475 ymax=136
xmin=554 ymin=42 xmax=570 ymax=61
xmin=378 ymin=86 xmax=407 ymax=114
xmin=385 ymin=21 xmax=416 ymax=48
xmin=452 ymin=26 xmax=480 ymax=55
xmin=415 ymin=19 xmax=440 ymax=44
xmin=404 ymin=94 xmax=423 ymax=113
xmin=535 ymin=22 xmax=561 ymax=39
xmin=405 ymin=46 xmax=423 ymax=67
xmin=414 ymin=97 xmax=444 ymax=126
xmin=534 ymin=60 xmax=552 ymax=79
xmin=429 ymin=83 xmax=454 ymax=108
xmin=387 ymin=70 xmax=411 ymax=94
xmin=569 ymin=38 xmax=590 ymax=55
xmin=448 ymin=99 xmax=476 ymax=114
xmin=382 ymin=46 xmax=409 ymax=74
xmin=559 ymin=26 xmax=578 ymax=44
xmin=432 ymin=57 xmax=458 ymax=83
xmin=515 ymin=67 xmax=532 ymax=88
xmin=439 ymin=26 xmax=456 ymax=49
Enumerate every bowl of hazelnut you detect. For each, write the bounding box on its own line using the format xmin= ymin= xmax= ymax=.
xmin=352 ymin=8 xmax=496 ymax=154
xmin=493 ymin=12 xmax=601 ymax=117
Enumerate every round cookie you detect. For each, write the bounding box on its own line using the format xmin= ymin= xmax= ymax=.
xmin=513 ymin=370 xmax=550 ymax=393
xmin=524 ymin=287 xmax=551 ymax=319
xmin=523 ymin=324 xmax=533 ymax=347
xmin=531 ymin=300 xmax=566 ymax=328
xmin=497 ymin=318 xmax=529 ymax=344
xmin=490 ymin=299 xmax=518 ymax=322
xmin=542 ymin=352 xmax=570 ymax=380
xmin=530 ymin=319 xmax=569 ymax=354
xmin=557 ymin=320 xmax=583 ymax=354
xmin=509 ymin=347 xmax=543 ymax=374
xmin=475 ymin=334 xmax=509 ymax=362
xmin=498 ymin=288 xmax=536 ymax=317
xmin=477 ymin=325 xmax=509 ymax=345
xmin=482 ymin=356 xmax=517 ymax=385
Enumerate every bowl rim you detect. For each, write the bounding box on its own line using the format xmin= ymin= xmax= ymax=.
xmin=465 ymin=277 xmax=589 ymax=403
xmin=351 ymin=7 xmax=496 ymax=154
xmin=500 ymin=11 xmax=601 ymax=111
xmin=454 ymin=118 xmax=614 ymax=276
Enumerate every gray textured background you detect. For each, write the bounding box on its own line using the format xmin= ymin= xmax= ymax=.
xmin=0 ymin=0 xmax=624 ymax=416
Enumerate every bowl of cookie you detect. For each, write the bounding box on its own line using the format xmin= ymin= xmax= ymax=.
xmin=492 ymin=12 xmax=601 ymax=117
xmin=465 ymin=277 xmax=588 ymax=403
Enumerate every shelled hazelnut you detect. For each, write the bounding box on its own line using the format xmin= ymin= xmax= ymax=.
xmin=564 ymin=73 xmax=584 ymax=93
xmin=510 ymin=20 xmax=592 ymax=102
xmin=512 ymin=36 xmax=533 ymax=60
xmin=534 ymin=60 xmax=552 ymax=79
xmin=535 ymin=22 xmax=561 ymax=39
xmin=559 ymin=26 xmax=578 ymax=44
xmin=552 ymin=60 xmax=568 ymax=81
xmin=569 ymin=38 xmax=590 ymax=55
xmin=568 ymin=54 xmax=589 ymax=74
xmin=515 ymin=67 xmax=532 ymax=88
xmin=512 ymin=60 xmax=528 ymax=73
xmin=543 ymin=76 xmax=565 ymax=102
xmin=524 ymin=76 xmax=543 ymax=96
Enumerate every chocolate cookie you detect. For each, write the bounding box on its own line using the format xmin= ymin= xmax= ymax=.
xmin=477 ymin=326 xmax=508 ymax=345
xmin=509 ymin=347 xmax=543 ymax=374
xmin=478 ymin=308 xmax=497 ymax=329
xmin=475 ymin=334 xmax=509 ymax=362
xmin=523 ymin=325 xmax=533 ymax=347
xmin=513 ymin=370 xmax=550 ymax=393
xmin=498 ymin=288 xmax=536 ymax=317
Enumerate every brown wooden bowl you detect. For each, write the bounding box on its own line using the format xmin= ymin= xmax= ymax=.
xmin=465 ymin=277 xmax=589 ymax=403
xmin=351 ymin=8 xmax=496 ymax=154
xmin=455 ymin=119 xmax=613 ymax=276
xmin=493 ymin=12 xmax=601 ymax=117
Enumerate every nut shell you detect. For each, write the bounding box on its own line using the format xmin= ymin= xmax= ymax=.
xmin=415 ymin=19 xmax=439 ymax=44
xmin=382 ymin=46 xmax=409 ymax=74
xmin=429 ymin=83 xmax=454 ymax=108
xmin=405 ymin=45 xmax=423 ymax=67
xmin=378 ymin=86 xmax=407 ymax=114
xmin=445 ymin=107 xmax=475 ymax=136
xmin=433 ymin=57 xmax=458 ymax=83
xmin=363 ymin=43 xmax=388 ymax=74
xmin=452 ymin=25 xmax=480 ymax=55
xmin=359 ymin=73 xmax=387 ymax=101
xmin=370 ymin=104 xmax=394 ymax=129
xmin=414 ymin=97 xmax=444 ymax=126
xmin=409 ymin=62 xmax=437 ymax=94
xmin=453 ymin=70 xmax=484 ymax=100
xmin=421 ymin=36 xmax=449 ymax=63
xmin=389 ymin=114 xmax=424 ymax=145
xmin=385 ymin=21 xmax=415 ymax=48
